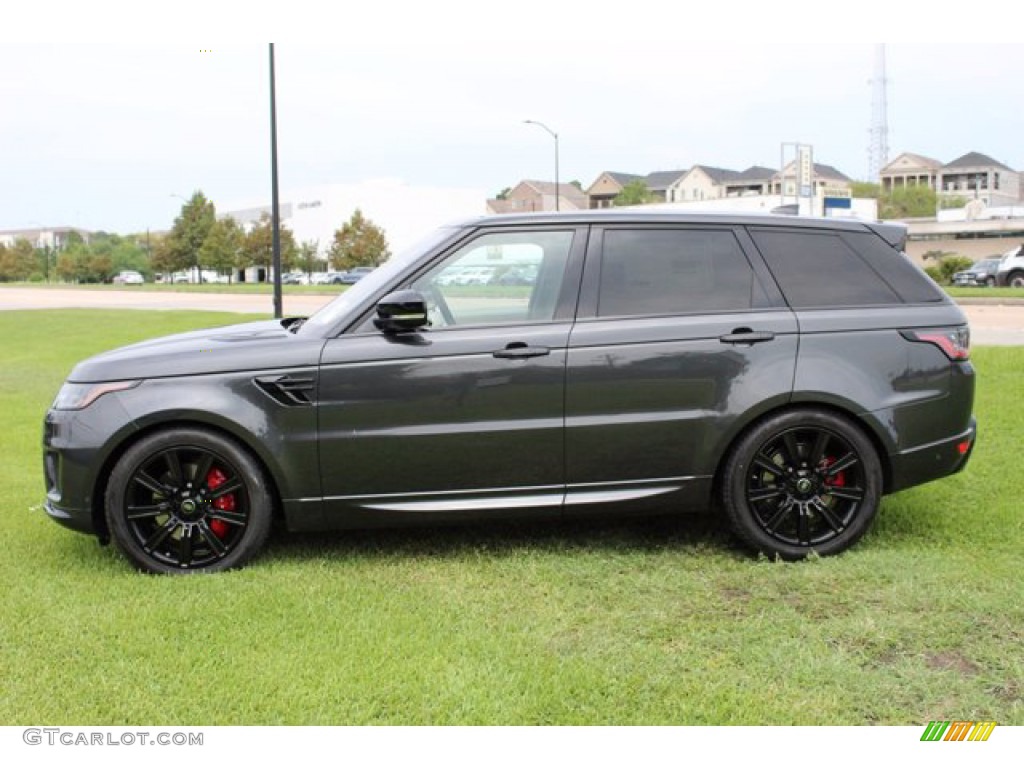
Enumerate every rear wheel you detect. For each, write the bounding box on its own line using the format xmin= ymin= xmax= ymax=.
xmin=1009 ymin=272 xmax=1024 ymax=289
xmin=105 ymin=428 xmax=272 ymax=574
xmin=722 ymin=409 xmax=882 ymax=559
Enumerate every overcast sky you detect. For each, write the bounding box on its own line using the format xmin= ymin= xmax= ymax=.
xmin=3 ymin=3 xmax=1022 ymax=244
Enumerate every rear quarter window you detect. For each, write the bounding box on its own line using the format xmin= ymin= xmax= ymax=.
xmin=748 ymin=228 xmax=902 ymax=308
xmin=841 ymin=231 xmax=945 ymax=303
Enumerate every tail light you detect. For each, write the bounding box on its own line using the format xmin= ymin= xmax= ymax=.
xmin=901 ymin=327 xmax=970 ymax=361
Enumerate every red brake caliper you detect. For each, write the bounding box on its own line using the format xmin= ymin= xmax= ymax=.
xmin=205 ymin=467 xmax=235 ymax=538
xmin=822 ymin=457 xmax=846 ymax=490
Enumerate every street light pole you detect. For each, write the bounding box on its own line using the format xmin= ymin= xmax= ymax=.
xmin=524 ymin=120 xmax=559 ymax=211
xmin=269 ymin=43 xmax=283 ymax=319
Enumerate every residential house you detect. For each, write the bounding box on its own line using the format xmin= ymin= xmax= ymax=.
xmin=721 ymin=166 xmax=778 ymax=198
xmin=936 ymin=152 xmax=1020 ymax=206
xmin=769 ymin=162 xmax=852 ymax=197
xmin=667 ymin=166 xmax=740 ymax=203
xmin=586 ymin=172 xmax=644 ymax=208
xmin=487 ymin=180 xmax=590 ymax=214
xmin=643 ymin=170 xmax=689 ymax=202
xmin=880 ymin=152 xmax=943 ymax=193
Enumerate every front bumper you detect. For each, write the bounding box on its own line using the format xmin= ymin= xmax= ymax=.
xmin=41 ymin=396 xmax=138 ymax=539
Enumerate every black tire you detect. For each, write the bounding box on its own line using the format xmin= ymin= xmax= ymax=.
xmin=721 ymin=409 xmax=882 ymax=559
xmin=105 ymin=428 xmax=273 ymax=574
xmin=985 ymin=276 xmax=996 ymax=288
xmin=1009 ymin=272 xmax=1024 ymax=289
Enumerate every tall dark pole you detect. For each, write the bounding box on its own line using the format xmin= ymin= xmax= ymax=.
xmin=524 ymin=120 xmax=559 ymax=211
xmin=269 ymin=43 xmax=283 ymax=319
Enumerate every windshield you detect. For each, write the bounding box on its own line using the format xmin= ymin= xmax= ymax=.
xmin=297 ymin=225 xmax=461 ymax=337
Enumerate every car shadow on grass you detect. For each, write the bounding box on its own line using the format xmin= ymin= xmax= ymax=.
xmin=261 ymin=510 xmax=744 ymax=565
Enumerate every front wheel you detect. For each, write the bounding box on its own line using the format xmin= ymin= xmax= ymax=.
xmin=985 ymin=276 xmax=996 ymax=287
xmin=721 ymin=410 xmax=883 ymax=559
xmin=105 ymin=428 xmax=273 ymax=574
xmin=1009 ymin=272 xmax=1024 ymax=289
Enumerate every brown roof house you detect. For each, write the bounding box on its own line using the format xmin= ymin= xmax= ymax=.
xmin=585 ymin=172 xmax=645 ymax=209
xmin=487 ymin=180 xmax=590 ymax=214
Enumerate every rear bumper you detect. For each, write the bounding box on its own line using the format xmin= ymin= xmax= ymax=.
xmin=888 ymin=418 xmax=976 ymax=493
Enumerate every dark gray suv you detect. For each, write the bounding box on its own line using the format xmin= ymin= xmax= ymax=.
xmin=42 ymin=211 xmax=977 ymax=573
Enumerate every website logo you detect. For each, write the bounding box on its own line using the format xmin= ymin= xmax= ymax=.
xmin=920 ymin=721 xmax=996 ymax=742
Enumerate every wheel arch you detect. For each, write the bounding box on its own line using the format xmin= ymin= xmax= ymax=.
xmin=710 ymin=400 xmax=894 ymax=503
xmin=90 ymin=418 xmax=286 ymax=543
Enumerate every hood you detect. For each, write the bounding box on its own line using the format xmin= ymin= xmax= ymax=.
xmin=68 ymin=319 xmax=326 ymax=383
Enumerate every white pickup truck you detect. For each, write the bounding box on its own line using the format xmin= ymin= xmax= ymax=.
xmin=996 ymin=244 xmax=1024 ymax=288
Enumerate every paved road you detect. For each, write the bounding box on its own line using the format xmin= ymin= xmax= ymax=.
xmin=1 ymin=286 xmax=1022 ymax=345
xmin=0 ymin=286 xmax=334 ymax=317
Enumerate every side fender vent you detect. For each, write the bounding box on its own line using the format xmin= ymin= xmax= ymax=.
xmin=254 ymin=374 xmax=316 ymax=406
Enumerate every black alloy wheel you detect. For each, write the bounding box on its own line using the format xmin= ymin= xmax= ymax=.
xmin=722 ymin=409 xmax=882 ymax=559
xmin=105 ymin=428 xmax=272 ymax=574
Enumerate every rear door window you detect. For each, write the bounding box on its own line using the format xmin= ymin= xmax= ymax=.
xmin=596 ymin=228 xmax=766 ymax=318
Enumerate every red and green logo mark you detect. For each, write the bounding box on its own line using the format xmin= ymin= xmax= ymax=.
xmin=921 ymin=721 xmax=996 ymax=742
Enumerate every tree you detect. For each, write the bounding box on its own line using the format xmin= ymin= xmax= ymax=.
xmin=613 ymin=180 xmax=655 ymax=207
xmin=150 ymin=235 xmax=183 ymax=278
xmin=55 ymin=240 xmax=112 ymax=283
xmin=0 ymin=239 xmax=37 ymax=281
xmin=297 ymin=240 xmax=321 ymax=276
xmin=241 ymin=213 xmax=297 ymax=277
xmin=850 ymin=181 xmax=881 ymax=198
xmin=495 ymin=187 xmax=512 ymax=200
xmin=878 ymin=185 xmax=939 ymax=219
xmin=166 ymin=191 xmax=216 ymax=280
xmin=200 ymin=218 xmax=244 ymax=281
xmin=328 ymin=209 xmax=391 ymax=271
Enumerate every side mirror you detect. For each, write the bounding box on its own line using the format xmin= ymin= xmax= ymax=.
xmin=374 ymin=290 xmax=429 ymax=334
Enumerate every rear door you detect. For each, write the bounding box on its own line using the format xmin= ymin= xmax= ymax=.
xmin=565 ymin=224 xmax=798 ymax=511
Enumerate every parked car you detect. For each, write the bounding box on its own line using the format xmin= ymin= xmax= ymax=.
xmin=309 ymin=272 xmax=335 ymax=285
xmin=995 ymin=244 xmax=1024 ymax=288
xmin=337 ymin=266 xmax=375 ymax=284
xmin=282 ymin=272 xmax=309 ymax=285
xmin=953 ymin=258 xmax=1001 ymax=287
xmin=43 ymin=210 xmax=976 ymax=573
xmin=111 ymin=270 xmax=144 ymax=285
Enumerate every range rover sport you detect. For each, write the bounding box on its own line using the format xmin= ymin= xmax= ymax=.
xmin=42 ymin=211 xmax=977 ymax=573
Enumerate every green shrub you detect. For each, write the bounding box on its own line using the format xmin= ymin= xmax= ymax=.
xmin=937 ymin=255 xmax=974 ymax=284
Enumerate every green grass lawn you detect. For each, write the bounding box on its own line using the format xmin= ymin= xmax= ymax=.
xmin=945 ymin=286 xmax=1024 ymax=299
xmin=1 ymin=310 xmax=1021 ymax=725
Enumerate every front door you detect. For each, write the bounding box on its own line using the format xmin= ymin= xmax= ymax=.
xmin=317 ymin=226 xmax=586 ymax=526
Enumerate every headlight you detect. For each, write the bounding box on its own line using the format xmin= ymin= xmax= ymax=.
xmin=52 ymin=380 xmax=141 ymax=411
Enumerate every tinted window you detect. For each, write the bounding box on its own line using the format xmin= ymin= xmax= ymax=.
xmin=411 ymin=230 xmax=573 ymax=327
xmin=749 ymin=229 xmax=901 ymax=308
xmin=597 ymin=228 xmax=762 ymax=318
xmin=842 ymin=231 xmax=944 ymax=303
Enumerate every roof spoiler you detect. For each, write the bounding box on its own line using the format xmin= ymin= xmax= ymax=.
xmin=867 ymin=222 xmax=908 ymax=251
